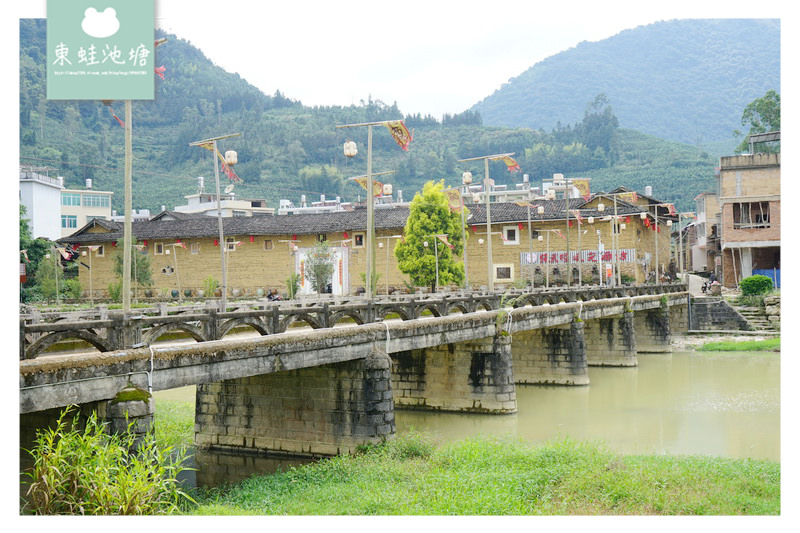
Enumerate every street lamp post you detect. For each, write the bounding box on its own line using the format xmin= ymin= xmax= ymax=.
xmin=189 ymin=133 xmax=240 ymax=310
xmin=337 ymin=119 xmax=405 ymax=299
xmin=461 ymin=171 xmax=472 ymax=288
xmin=458 ymin=152 xmax=515 ymax=292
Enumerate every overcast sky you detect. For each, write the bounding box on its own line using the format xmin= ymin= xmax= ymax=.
xmin=14 ymin=0 xmax=790 ymax=118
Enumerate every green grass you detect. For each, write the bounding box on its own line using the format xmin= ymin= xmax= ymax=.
xmin=697 ymin=338 xmax=780 ymax=352
xmin=190 ymin=434 xmax=780 ymax=516
xmin=153 ymin=401 xmax=195 ymax=451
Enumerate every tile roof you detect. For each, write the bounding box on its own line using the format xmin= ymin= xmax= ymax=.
xmin=58 ymin=198 xmax=650 ymax=245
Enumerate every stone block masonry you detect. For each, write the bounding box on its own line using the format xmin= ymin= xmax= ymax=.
xmin=194 ymin=347 xmax=395 ymax=458
xmin=633 ymin=305 xmax=672 ymax=353
xmin=583 ymin=311 xmax=637 ymax=366
xmin=391 ymin=334 xmax=517 ymax=414
xmin=511 ymin=320 xmax=589 ymax=385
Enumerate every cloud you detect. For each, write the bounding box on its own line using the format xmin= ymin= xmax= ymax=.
xmin=81 ymin=7 xmax=120 ymax=38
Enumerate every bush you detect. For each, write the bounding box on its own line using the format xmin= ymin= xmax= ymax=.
xmin=739 ymin=275 xmax=773 ymax=296
xmin=108 ymin=280 xmax=122 ymax=302
xmin=62 ymin=278 xmax=82 ymax=299
xmin=22 ymin=406 xmax=194 ymax=515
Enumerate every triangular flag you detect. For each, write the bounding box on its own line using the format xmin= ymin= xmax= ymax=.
xmin=436 ymin=234 xmax=454 ymax=250
xmin=352 ymin=176 xmax=384 ymax=197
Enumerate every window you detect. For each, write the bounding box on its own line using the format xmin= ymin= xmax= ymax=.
xmin=232 ymin=210 xmax=248 ymax=217
xmin=353 ymin=232 xmax=365 ymax=247
xmin=61 ymin=215 xmax=77 ymax=228
xmin=154 ymin=242 xmax=164 ymax=255
xmin=317 ymin=234 xmax=327 ymax=242
xmin=264 ymin=239 xmax=273 ymax=251
xmin=191 ymin=242 xmax=200 ymax=255
xmin=96 ymin=245 xmax=104 ymax=257
xmin=82 ymin=194 xmax=110 ymax=208
xmin=502 ymin=226 xmax=519 ymax=245
xmin=226 ymin=237 xmax=237 ymax=251
xmin=494 ymin=264 xmax=514 ymax=282
xmin=733 ymin=202 xmax=770 ymax=229
xmin=61 ymin=193 xmax=81 ymax=206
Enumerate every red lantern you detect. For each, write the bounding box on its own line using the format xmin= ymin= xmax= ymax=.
xmin=343 ymin=231 xmax=349 ymax=239
xmin=214 ymin=239 xmax=219 ymax=246
xmin=250 ymin=235 xmax=255 ymax=243
xmin=518 ymin=222 xmax=524 ymax=231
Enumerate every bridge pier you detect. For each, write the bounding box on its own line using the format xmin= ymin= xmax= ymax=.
xmin=194 ymin=346 xmax=396 ymax=458
xmin=511 ymin=320 xmax=589 ymax=385
xmin=634 ymin=304 xmax=672 ymax=353
xmin=584 ymin=310 xmax=638 ymax=366
xmin=390 ymin=334 xmax=517 ymax=414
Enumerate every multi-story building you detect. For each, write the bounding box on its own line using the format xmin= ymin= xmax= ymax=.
xmin=690 ymin=192 xmax=720 ymax=274
xmin=19 ymin=166 xmax=63 ymax=241
xmin=60 ymin=180 xmax=114 ymax=237
xmin=173 ymin=192 xmax=274 ymax=217
xmin=717 ymin=136 xmax=780 ymax=288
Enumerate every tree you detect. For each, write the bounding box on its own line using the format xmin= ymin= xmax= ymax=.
xmin=304 ymin=240 xmax=335 ymax=295
xmin=20 ymin=204 xmax=54 ymax=302
xmin=734 ymin=90 xmax=780 ymax=153
xmin=394 ymin=180 xmax=465 ymax=291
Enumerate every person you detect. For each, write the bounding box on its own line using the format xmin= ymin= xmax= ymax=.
xmin=267 ymin=288 xmax=282 ymax=301
xmin=709 ymin=272 xmax=717 ymax=283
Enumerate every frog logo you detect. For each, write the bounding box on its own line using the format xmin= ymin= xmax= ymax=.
xmin=81 ymin=7 xmax=120 ymax=38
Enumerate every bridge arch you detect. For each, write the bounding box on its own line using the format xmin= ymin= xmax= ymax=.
xmin=143 ymin=322 xmax=207 ymax=345
xmin=280 ymin=312 xmax=322 ymax=332
xmin=217 ymin=317 xmax=271 ymax=339
xmin=329 ymin=310 xmax=366 ymax=327
xmin=377 ymin=306 xmax=413 ymax=321
xmin=414 ymin=303 xmax=443 ymax=319
xmin=24 ymin=329 xmax=114 ymax=359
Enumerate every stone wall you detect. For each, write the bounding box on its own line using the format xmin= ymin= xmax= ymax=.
xmin=511 ymin=321 xmax=589 ymax=385
xmin=582 ymin=312 xmax=637 ymax=366
xmin=633 ymin=306 xmax=672 ymax=353
xmin=391 ymin=335 xmax=516 ymax=413
xmin=194 ymin=348 xmax=395 ymax=457
xmin=689 ymin=297 xmax=751 ymax=331
xmin=764 ymin=294 xmax=780 ymax=329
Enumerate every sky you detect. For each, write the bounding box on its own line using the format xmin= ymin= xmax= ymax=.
xmin=12 ymin=0 xmax=792 ymax=118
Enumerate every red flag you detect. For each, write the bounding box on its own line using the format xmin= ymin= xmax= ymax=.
xmin=154 ymin=65 xmax=166 ymax=80
xmin=571 ymin=210 xmax=584 ymax=222
xmin=385 ymin=121 xmax=413 ymax=151
xmin=553 ymin=229 xmax=566 ymax=240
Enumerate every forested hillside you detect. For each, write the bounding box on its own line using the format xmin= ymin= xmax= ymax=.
xmin=472 ymin=19 xmax=779 ymax=147
xmin=20 ymin=19 xmax=735 ymax=215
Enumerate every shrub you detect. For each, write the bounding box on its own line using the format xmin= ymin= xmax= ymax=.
xmin=202 ymin=276 xmax=220 ymax=296
xmin=63 ymin=278 xmax=82 ymax=299
xmin=285 ymin=273 xmax=300 ymax=299
xmin=739 ymin=275 xmax=773 ymax=296
xmin=107 ymin=280 xmax=122 ymax=302
xmin=22 ymin=406 xmax=194 ymax=515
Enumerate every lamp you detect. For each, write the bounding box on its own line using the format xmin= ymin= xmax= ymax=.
xmin=478 ymin=238 xmax=484 ymax=245
xmin=378 ymin=242 xmax=384 ymax=249
xmin=537 ymin=206 xmax=545 ymax=215
xmin=343 ymin=140 xmax=358 ymax=158
xmin=462 ymin=171 xmax=473 ymax=185
xmin=640 ymin=212 xmax=647 ymax=219
xmin=538 ymin=235 xmax=543 ymax=242
xmin=597 ymin=203 xmax=605 ymax=212
xmin=423 ymin=241 xmax=429 ymax=247
xmin=588 ymin=217 xmax=594 ymax=224
xmin=224 ymin=150 xmax=238 ymax=165
xmin=666 ymin=220 xmax=673 ymax=227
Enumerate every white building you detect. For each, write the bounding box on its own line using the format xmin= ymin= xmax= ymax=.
xmin=174 ymin=192 xmax=274 ymax=217
xmin=19 ymin=166 xmax=63 ymax=240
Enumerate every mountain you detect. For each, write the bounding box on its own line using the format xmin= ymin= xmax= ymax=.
xmin=19 ymin=19 xmax=773 ymax=216
xmin=471 ymin=19 xmax=780 ymax=147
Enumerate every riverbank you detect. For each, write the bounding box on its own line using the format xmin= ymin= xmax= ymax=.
xmin=671 ymin=332 xmax=779 ymax=351
xmin=188 ymin=433 xmax=779 ymax=515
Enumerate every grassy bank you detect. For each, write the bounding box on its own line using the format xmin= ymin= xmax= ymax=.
xmin=190 ymin=434 xmax=780 ymax=516
xmin=697 ymin=338 xmax=780 ymax=352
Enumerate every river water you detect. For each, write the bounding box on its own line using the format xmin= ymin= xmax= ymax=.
xmin=154 ymin=348 xmax=779 ymax=486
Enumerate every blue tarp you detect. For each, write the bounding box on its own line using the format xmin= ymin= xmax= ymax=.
xmin=753 ymin=269 xmax=780 ymax=288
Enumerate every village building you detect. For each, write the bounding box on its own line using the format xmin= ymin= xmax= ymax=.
xmin=57 ymin=189 xmax=676 ymax=299
xmin=716 ymin=134 xmax=780 ymax=288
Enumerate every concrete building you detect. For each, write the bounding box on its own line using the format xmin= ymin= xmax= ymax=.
xmin=173 ymin=192 xmax=274 ymax=217
xmin=690 ymin=192 xmax=721 ymax=274
xmin=19 ymin=166 xmax=63 ymax=241
xmin=58 ymin=189 xmax=675 ymax=299
xmin=60 ymin=180 xmax=114 ymax=237
xmin=717 ymin=140 xmax=780 ymax=288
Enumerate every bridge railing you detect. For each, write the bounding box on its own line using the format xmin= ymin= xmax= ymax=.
xmin=20 ymin=283 xmax=686 ymax=359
